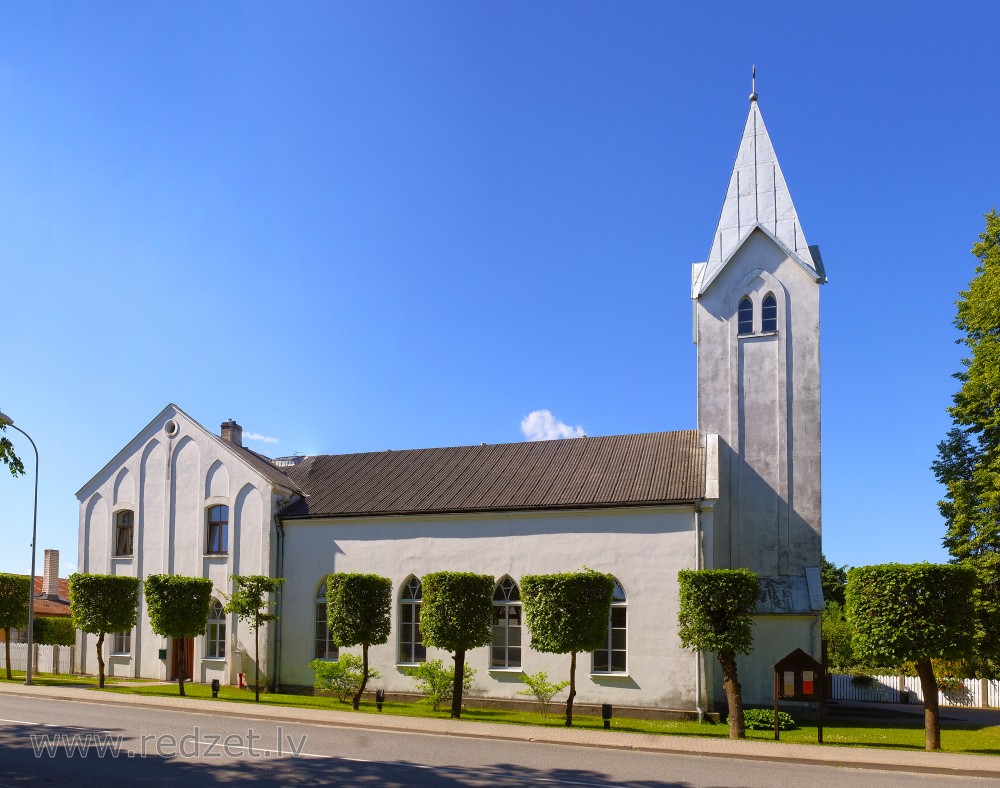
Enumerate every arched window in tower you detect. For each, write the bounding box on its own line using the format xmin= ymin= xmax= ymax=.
xmin=761 ymin=293 xmax=778 ymax=333
xmin=592 ymin=579 xmax=627 ymax=673
xmin=491 ymin=577 xmax=522 ymax=669
xmin=738 ymin=297 xmax=754 ymax=335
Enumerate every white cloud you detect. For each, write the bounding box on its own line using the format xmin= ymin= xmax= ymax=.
xmin=244 ymin=432 xmax=279 ymax=444
xmin=520 ymin=409 xmax=585 ymax=441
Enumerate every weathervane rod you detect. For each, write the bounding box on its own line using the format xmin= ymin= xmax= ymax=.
xmin=750 ymin=65 xmax=758 ymax=103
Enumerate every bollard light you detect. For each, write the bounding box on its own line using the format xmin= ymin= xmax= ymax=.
xmin=601 ymin=703 xmax=613 ymax=729
xmin=211 ymin=679 xmax=220 ymax=698
xmin=375 ymin=688 xmax=385 ymax=712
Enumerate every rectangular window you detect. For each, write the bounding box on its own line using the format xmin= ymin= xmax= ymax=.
xmin=111 ymin=631 xmax=131 ymax=655
xmin=114 ymin=511 xmax=134 ymax=556
xmin=206 ymin=505 xmax=229 ymax=554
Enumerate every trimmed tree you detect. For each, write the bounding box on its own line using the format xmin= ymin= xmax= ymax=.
xmin=677 ymin=568 xmax=759 ymax=739
xmin=0 ymin=573 xmax=31 ymax=680
xmin=419 ymin=571 xmax=493 ymax=718
xmin=144 ymin=574 xmax=214 ymax=696
xmin=68 ymin=573 xmax=140 ymax=688
xmin=224 ymin=575 xmax=285 ymax=702
xmin=325 ymin=573 xmax=392 ymax=710
xmin=520 ymin=570 xmax=615 ymax=726
xmin=846 ymin=563 xmax=978 ymax=751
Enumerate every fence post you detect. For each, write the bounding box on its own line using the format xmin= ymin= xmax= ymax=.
xmin=982 ymin=678 xmax=990 ymax=709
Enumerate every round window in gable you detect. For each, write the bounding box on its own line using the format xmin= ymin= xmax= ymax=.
xmin=164 ymin=420 xmax=178 ymax=438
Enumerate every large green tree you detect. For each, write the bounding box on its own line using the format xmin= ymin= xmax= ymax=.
xmin=932 ymin=209 xmax=1000 ymax=675
xmin=68 ymin=574 xmax=141 ymax=688
xmin=0 ymin=573 xmax=31 ymax=680
xmin=846 ymin=563 xmax=977 ymax=751
xmin=224 ymin=575 xmax=285 ymax=702
xmin=821 ymin=554 xmax=848 ymax=607
xmin=677 ymin=568 xmax=758 ymax=739
xmin=419 ymin=572 xmax=493 ymax=719
xmin=520 ymin=570 xmax=615 ymax=726
xmin=144 ymin=574 xmax=214 ymax=696
xmin=325 ymin=573 xmax=392 ymax=710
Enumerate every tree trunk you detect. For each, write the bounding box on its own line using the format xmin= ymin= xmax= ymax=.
xmin=451 ymin=649 xmax=466 ymax=719
xmin=915 ymin=657 xmax=941 ymax=750
xmin=254 ymin=624 xmax=260 ymax=703
xmin=718 ymin=650 xmax=745 ymax=739
xmin=4 ymin=628 xmax=11 ymax=680
xmin=353 ymin=642 xmax=369 ymax=711
xmin=565 ymin=651 xmax=577 ymax=727
xmin=96 ymin=632 xmax=106 ymax=689
xmin=177 ymin=638 xmax=186 ymax=697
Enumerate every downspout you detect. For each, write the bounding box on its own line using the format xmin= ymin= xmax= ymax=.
xmin=274 ymin=509 xmax=285 ymax=692
xmin=694 ymin=501 xmax=705 ymax=724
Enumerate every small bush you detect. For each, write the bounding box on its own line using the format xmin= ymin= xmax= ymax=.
xmin=34 ymin=617 xmax=76 ymax=646
xmin=404 ymin=658 xmax=474 ymax=711
xmin=742 ymin=708 xmax=796 ymax=731
xmin=309 ymin=655 xmax=381 ymax=703
xmin=937 ymin=676 xmax=965 ymax=694
xmin=516 ymin=671 xmax=569 ymax=718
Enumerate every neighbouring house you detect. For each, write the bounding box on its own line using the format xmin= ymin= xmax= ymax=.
xmin=75 ymin=91 xmax=826 ymax=711
xmin=1 ymin=549 xmax=73 ymax=644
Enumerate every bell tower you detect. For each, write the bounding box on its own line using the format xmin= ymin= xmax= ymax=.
xmin=692 ymin=84 xmax=826 ymax=587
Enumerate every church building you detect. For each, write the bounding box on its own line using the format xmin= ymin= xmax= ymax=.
xmin=76 ymin=89 xmax=826 ymax=712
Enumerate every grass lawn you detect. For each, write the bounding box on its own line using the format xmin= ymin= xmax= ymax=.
xmin=97 ymin=682 xmax=1000 ymax=755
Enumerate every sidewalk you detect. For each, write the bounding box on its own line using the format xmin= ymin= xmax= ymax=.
xmin=0 ymin=682 xmax=997 ymax=778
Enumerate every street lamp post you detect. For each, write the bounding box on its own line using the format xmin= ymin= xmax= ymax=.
xmin=0 ymin=411 xmax=39 ymax=685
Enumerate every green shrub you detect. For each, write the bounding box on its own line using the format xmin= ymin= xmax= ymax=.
xmin=34 ymin=616 xmax=75 ymax=646
xmin=404 ymin=658 xmax=474 ymax=711
xmin=516 ymin=671 xmax=570 ymax=718
xmin=310 ymin=655 xmax=381 ymax=703
xmin=742 ymin=708 xmax=796 ymax=731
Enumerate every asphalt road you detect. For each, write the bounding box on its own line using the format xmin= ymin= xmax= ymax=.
xmin=0 ymin=695 xmax=992 ymax=787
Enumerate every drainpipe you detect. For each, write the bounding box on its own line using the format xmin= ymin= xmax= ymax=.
xmin=694 ymin=501 xmax=705 ymax=724
xmin=274 ymin=510 xmax=285 ymax=691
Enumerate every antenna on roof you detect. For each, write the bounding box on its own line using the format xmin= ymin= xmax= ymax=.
xmin=750 ymin=65 xmax=758 ymax=103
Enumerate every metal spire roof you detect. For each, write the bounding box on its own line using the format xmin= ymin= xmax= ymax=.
xmin=694 ymin=87 xmax=822 ymax=296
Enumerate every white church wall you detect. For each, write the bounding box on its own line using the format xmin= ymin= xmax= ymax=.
xmin=734 ymin=615 xmax=821 ymax=707
xmin=279 ymin=505 xmax=701 ymax=710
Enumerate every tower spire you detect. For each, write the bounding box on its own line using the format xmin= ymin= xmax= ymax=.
xmin=750 ymin=65 xmax=757 ymax=103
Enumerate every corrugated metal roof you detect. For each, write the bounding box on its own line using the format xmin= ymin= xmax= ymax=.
xmin=235 ymin=445 xmax=302 ymax=494
xmin=280 ymin=430 xmax=704 ymax=519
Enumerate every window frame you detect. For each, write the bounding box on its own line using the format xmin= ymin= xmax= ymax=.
xmin=491 ymin=576 xmax=522 ymax=670
xmin=113 ymin=510 xmax=134 ymax=557
xmin=111 ymin=630 xmax=131 ymax=655
xmin=737 ymin=296 xmax=754 ymax=335
xmin=315 ymin=577 xmax=339 ymax=661
xmin=761 ymin=292 xmax=778 ymax=333
xmin=206 ymin=505 xmax=229 ymax=555
xmin=205 ymin=599 xmax=226 ymax=659
xmin=398 ymin=576 xmax=426 ymax=665
xmin=592 ymin=579 xmax=627 ymax=675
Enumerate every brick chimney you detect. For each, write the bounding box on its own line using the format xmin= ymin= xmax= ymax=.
xmin=42 ymin=549 xmax=60 ymax=599
xmin=221 ymin=419 xmax=243 ymax=447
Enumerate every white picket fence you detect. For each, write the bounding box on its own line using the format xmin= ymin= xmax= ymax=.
xmin=0 ymin=642 xmax=75 ymax=674
xmin=831 ymin=674 xmax=1000 ymax=708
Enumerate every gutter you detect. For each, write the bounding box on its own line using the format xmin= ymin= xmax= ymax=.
xmin=273 ymin=512 xmax=285 ymax=692
xmin=694 ymin=500 xmax=705 ymax=724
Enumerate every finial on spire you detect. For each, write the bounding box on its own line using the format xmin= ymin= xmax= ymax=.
xmin=750 ymin=65 xmax=758 ymax=103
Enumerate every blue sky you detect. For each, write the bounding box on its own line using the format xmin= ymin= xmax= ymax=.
xmin=0 ymin=2 xmax=996 ymax=576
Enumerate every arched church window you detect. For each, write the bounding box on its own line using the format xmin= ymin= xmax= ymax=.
xmin=491 ymin=577 xmax=521 ymax=669
xmin=592 ymin=579 xmax=627 ymax=673
xmin=315 ymin=577 xmax=338 ymax=660
xmin=738 ymin=297 xmax=753 ymax=335
xmin=206 ymin=599 xmax=226 ymax=659
xmin=761 ymin=293 xmax=777 ymax=333
xmin=398 ymin=576 xmax=426 ymax=664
